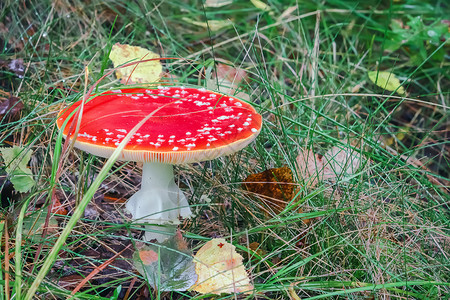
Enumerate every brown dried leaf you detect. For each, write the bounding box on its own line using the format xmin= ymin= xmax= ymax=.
xmin=323 ymin=146 xmax=361 ymax=177
xmin=296 ymin=146 xmax=362 ymax=187
xmin=0 ymin=93 xmax=23 ymax=122
xmin=215 ymin=63 xmax=248 ymax=85
xmin=207 ymin=63 xmax=249 ymax=100
xmin=243 ymin=166 xmax=296 ymax=213
xmin=296 ymin=148 xmax=326 ymax=188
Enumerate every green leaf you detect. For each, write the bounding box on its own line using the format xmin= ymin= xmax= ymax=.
xmin=10 ymin=169 xmax=36 ymax=193
xmin=368 ymin=71 xmax=405 ymax=95
xmin=0 ymin=146 xmax=36 ymax=193
xmin=0 ymin=146 xmax=32 ymax=173
xmin=133 ymin=232 xmax=197 ymax=291
xmin=22 ymin=211 xmax=58 ymax=242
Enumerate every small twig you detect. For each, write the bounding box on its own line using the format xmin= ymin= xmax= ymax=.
xmin=124 ymin=277 xmax=137 ymax=300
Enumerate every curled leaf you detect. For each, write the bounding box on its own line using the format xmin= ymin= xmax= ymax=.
xmin=204 ymin=0 xmax=233 ymax=7
xmin=182 ymin=18 xmax=232 ymax=31
xmin=250 ymin=0 xmax=272 ymax=13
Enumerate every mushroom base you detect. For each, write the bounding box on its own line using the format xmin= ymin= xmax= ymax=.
xmin=125 ymin=162 xmax=192 ymax=242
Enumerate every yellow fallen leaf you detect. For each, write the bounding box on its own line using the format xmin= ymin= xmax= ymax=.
xmin=192 ymin=239 xmax=253 ymax=295
xmin=182 ymin=17 xmax=232 ymax=31
xmin=109 ymin=43 xmax=162 ymax=84
xmin=368 ymin=71 xmax=405 ymax=95
xmin=204 ymin=0 xmax=233 ymax=7
xmin=250 ymin=0 xmax=272 ymax=13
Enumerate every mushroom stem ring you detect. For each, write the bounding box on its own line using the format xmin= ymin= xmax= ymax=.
xmin=126 ymin=162 xmax=191 ymax=241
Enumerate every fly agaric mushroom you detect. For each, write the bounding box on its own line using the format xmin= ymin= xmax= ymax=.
xmin=56 ymin=86 xmax=262 ymax=241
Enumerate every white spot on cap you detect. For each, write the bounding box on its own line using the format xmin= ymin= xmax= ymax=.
xmin=170 ymin=135 xmax=175 ymax=138
xmin=194 ymin=100 xmax=211 ymax=106
xmin=172 ymin=147 xmax=179 ymax=151
xmin=217 ymin=115 xmax=233 ymax=120
xmin=158 ymin=135 xmax=164 ymax=137
xmin=251 ymin=128 xmax=258 ymax=133
xmin=104 ymin=129 xmax=109 ymax=132
xmin=198 ymin=88 xmax=206 ymax=92
xmin=186 ymin=143 xmax=196 ymax=148
xmin=246 ymin=118 xmax=252 ymax=121
xmin=243 ymin=122 xmax=249 ymax=126
xmin=117 ymin=129 xmax=127 ymax=133
xmin=186 ymin=132 xmax=192 ymax=135
xmin=117 ymin=134 xmax=125 ymax=138
xmin=234 ymin=102 xmax=242 ymax=106
xmin=137 ymin=139 xmax=143 ymax=142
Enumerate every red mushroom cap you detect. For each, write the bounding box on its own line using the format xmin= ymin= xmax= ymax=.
xmin=56 ymin=87 xmax=262 ymax=164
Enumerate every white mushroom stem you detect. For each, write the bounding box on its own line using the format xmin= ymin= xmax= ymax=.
xmin=125 ymin=162 xmax=192 ymax=242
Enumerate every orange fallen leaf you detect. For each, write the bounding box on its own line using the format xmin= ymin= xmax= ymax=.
xmin=51 ymin=196 xmax=68 ymax=215
xmin=192 ymin=238 xmax=253 ymax=295
xmin=139 ymin=250 xmax=159 ymax=265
